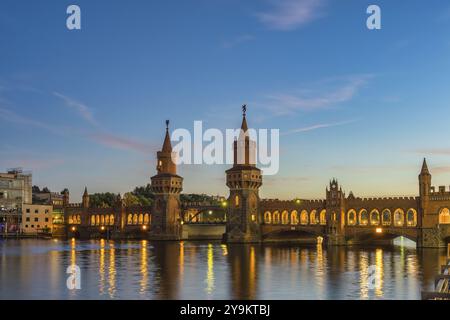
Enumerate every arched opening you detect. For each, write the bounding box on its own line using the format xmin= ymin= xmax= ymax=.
xmin=110 ymin=214 xmax=115 ymax=225
xmin=281 ymin=210 xmax=289 ymax=225
xmin=68 ymin=216 xmax=74 ymax=224
xmin=91 ymin=215 xmax=96 ymax=226
xmin=264 ymin=211 xmax=272 ymax=224
xmin=76 ymin=215 xmax=81 ymax=224
xmin=138 ymin=213 xmax=144 ymax=225
xmin=310 ymin=210 xmax=318 ymax=225
xmin=319 ymin=210 xmax=326 ymax=225
xmin=105 ymin=214 xmax=110 ymax=225
xmin=394 ymin=209 xmax=405 ymax=227
xmin=127 ymin=214 xmax=132 ymax=225
xmin=273 ymin=211 xmax=280 ymax=224
xmin=143 ymin=213 xmax=149 ymax=225
xmin=347 ymin=209 xmax=357 ymax=226
xmin=439 ymin=208 xmax=450 ymax=224
xmin=96 ymin=215 xmax=100 ymax=226
xmin=370 ymin=210 xmax=380 ymax=226
xmin=290 ymin=210 xmax=298 ymax=225
xmin=300 ymin=210 xmax=308 ymax=225
xmin=235 ymin=195 xmax=240 ymax=207
xmin=359 ymin=209 xmax=368 ymax=226
xmin=382 ymin=209 xmax=391 ymax=226
xmin=406 ymin=209 xmax=417 ymax=227
xmin=133 ymin=214 xmax=138 ymax=225
xmin=100 ymin=215 xmax=105 ymax=226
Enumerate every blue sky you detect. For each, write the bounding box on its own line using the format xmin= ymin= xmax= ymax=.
xmin=1 ymin=0 xmax=450 ymax=201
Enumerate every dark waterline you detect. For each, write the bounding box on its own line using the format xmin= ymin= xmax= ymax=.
xmin=0 ymin=239 xmax=446 ymax=300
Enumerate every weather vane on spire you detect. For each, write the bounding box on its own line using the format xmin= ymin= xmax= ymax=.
xmin=242 ymin=104 xmax=247 ymax=116
xmin=166 ymin=119 xmax=169 ymax=129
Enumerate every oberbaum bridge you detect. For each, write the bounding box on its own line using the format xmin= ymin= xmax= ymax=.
xmin=65 ymin=108 xmax=450 ymax=248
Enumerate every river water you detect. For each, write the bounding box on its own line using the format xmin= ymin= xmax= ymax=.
xmin=0 ymin=239 xmax=446 ymax=300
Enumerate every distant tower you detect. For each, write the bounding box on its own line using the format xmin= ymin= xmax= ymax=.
xmin=62 ymin=189 xmax=70 ymax=207
xmin=419 ymin=158 xmax=431 ymax=212
xmin=325 ymin=179 xmax=346 ymax=245
xmin=150 ymin=120 xmax=183 ymax=240
xmin=225 ymin=105 xmax=262 ymax=243
xmin=82 ymin=187 xmax=89 ymax=208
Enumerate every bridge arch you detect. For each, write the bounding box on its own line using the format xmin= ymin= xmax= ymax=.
xmin=290 ymin=210 xmax=298 ymax=225
xmin=264 ymin=211 xmax=272 ymax=224
xmin=381 ymin=209 xmax=391 ymax=226
xmin=406 ymin=209 xmax=417 ymax=227
xmin=273 ymin=211 xmax=280 ymax=224
xmin=310 ymin=210 xmax=318 ymax=225
xmin=370 ymin=209 xmax=380 ymax=226
xmin=359 ymin=209 xmax=368 ymax=226
xmin=439 ymin=208 xmax=450 ymax=224
xmin=347 ymin=209 xmax=357 ymax=226
xmin=281 ymin=210 xmax=289 ymax=225
xmin=319 ymin=209 xmax=326 ymax=225
xmin=300 ymin=210 xmax=308 ymax=225
xmin=393 ymin=209 xmax=405 ymax=227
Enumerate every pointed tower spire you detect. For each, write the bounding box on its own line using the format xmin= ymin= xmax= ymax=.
xmin=82 ymin=186 xmax=89 ymax=208
xmin=240 ymin=104 xmax=248 ymax=132
xmin=162 ymin=120 xmax=172 ymax=152
xmin=421 ymin=158 xmax=430 ymax=175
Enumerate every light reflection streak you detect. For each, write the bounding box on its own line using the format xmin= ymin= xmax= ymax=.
xmin=206 ymin=243 xmax=215 ymax=295
xmin=140 ymin=240 xmax=148 ymax=294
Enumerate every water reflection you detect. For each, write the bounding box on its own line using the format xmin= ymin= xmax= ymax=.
xmin=0 ymin=239 xmax=447 ymax=300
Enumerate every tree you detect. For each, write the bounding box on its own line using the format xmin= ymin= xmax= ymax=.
xmin=89 ymin=193 xmax=118 ymax=208
xmin=123 ymin=192 xmax=140 ymax=207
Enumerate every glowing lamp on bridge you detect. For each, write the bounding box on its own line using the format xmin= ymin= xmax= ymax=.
xmin=180 ymin=221 xmax=184 ymax=225
xmin=100 ymin=226 xmax=105 ymax=231
xmin=208 ymin=210 xmax=213 ymax=215
xmin=221 ymin=201 xmax=227 ymax=207
xmin=142 ymin=225 xmax=147 ymax=230
xmin=376 ymin=228 xmax=383 ymax=234
xmin=295 ymin=199 xmax=301 ymax=205
xmin=71 ymin=226 xmax=76 ymax=232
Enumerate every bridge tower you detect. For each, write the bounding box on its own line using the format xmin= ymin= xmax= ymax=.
xmin=325 ymin=179 xmax=346 ymax=245
xmin=149 ymin=120 xmax=184 ymax=240
xmin=417 ymin=158 xmax=446 ymax=247
xmin=225 ymin=106 xmax=262 ymax=243
xmin=82 ymin=187 xmax=89 ymax=208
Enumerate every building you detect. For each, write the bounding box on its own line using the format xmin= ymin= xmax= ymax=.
xmin=0 ymin=168 xmax=32 ymax=209
xmin=0 ymin=168 xmax=32 ymax=233
xmin=22 ymin=204 xmax=53 ymax=234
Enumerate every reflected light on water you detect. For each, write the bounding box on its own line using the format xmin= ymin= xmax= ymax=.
xmin=140 ymin=240 xmax=148 ymax=294
xmin=108 ymin=242 xmax=116 ymax=298
xmin=205 ymin=243 xmax=215 ymax=295
xmin=375 ymin=248 xmax=384 ymax=297
xmin=359 ymin=252 xmax=369 ymax=299
xmin=99 ymin=239 xmax=105 ymax=295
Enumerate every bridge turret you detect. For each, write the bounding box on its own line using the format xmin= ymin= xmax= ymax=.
xmin=325 ymin=179 xmax=346 ymax=245
xmin=149 ymin=120 xmax=184 ymax=240
xmin=225 ymin=105 xmax=262 ymax=243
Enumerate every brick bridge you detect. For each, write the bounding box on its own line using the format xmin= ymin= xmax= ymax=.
xmin=65 ymin=111 xmax=450 ymax=247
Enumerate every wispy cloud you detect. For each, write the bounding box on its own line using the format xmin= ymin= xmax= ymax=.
xmin=53 ymin=92 xmax=98 ymax=126
xmin=221 ymin=34 xmax=255 ymax=49
xmin=282 ymin=119 xmax=358 ymax=136
xmin=409 ymin=148 xmax=450 ymax=156
xmin=257 ymin=74 xmax=372 ymax=115
xmin=0 ymin=106 xmax=63 ymax=135
xmin=0 ymin=91 xmax=152 ymax=154
xmin=256 ymin=0 xmax=327 ymax=31
xmin=89 ymin=133 xmax=154 ymax=154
